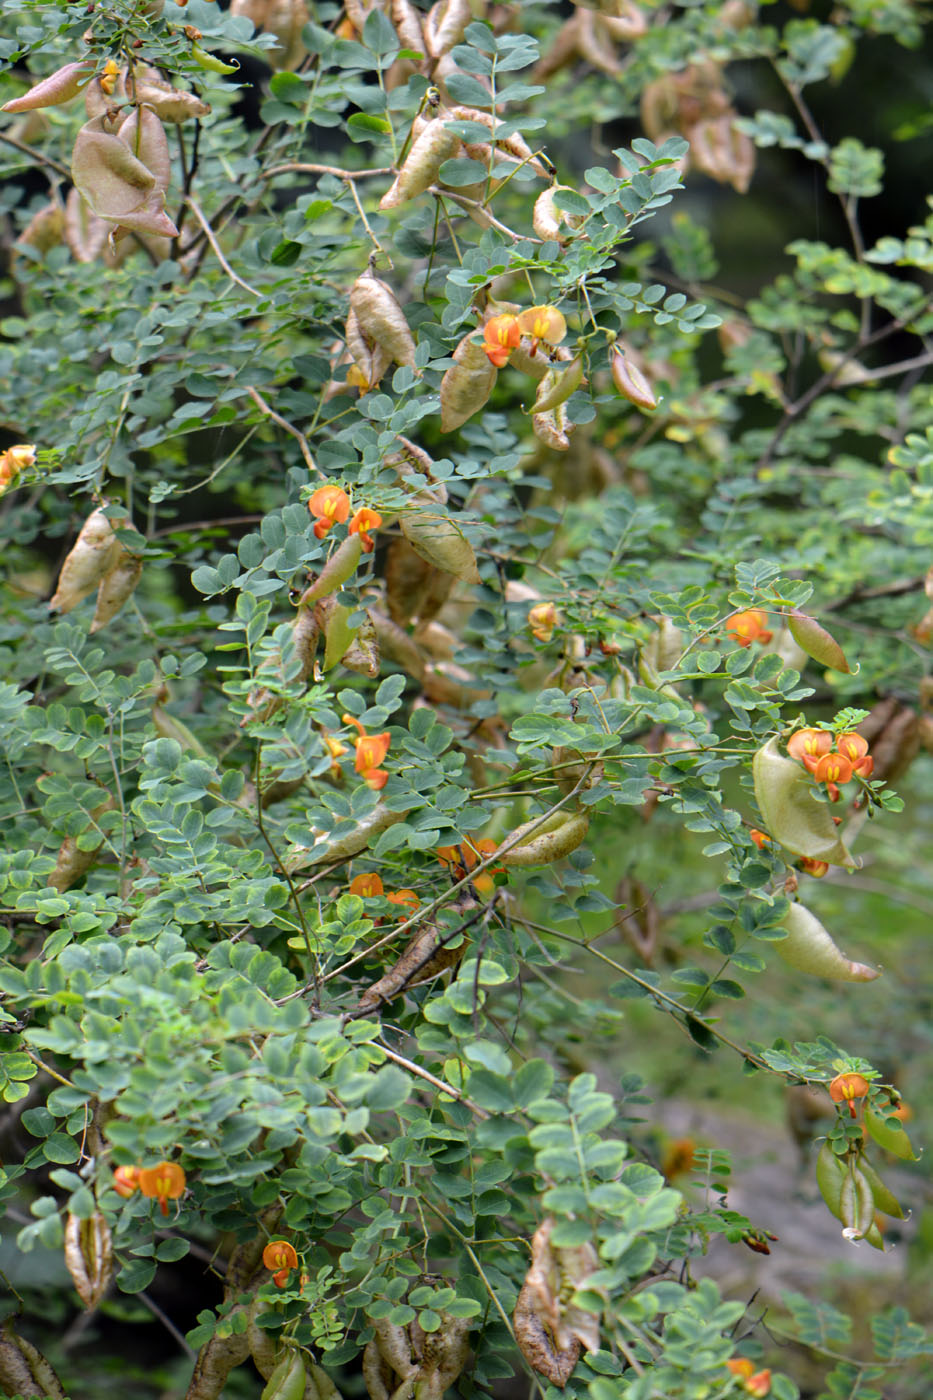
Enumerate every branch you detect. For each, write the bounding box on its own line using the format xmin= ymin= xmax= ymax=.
xmin=184 ymin=197 xmax=263 ymax=300
xmin=246 ymin=386 xmax=319 ymax=476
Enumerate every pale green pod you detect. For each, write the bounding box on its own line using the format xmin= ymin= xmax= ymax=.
xmin=379 ymin=118 xmax=460 ymax=208
xmin=499 ymin=811 xmax=590 ymax=867
xmin=401 ymin=510 xmax=481 ymax=582
xmin=839 ymin=1161 xmax=875 ymax=1237
xmin=864 ymin=1105 xmax=918 ymax=1161
xmin=532 ymin=355 xmax=584 ymax=415
xmin=440 ymin=333 xmax=496 ymax=432
xmin=815 ymin=1140 xmax=846 ymax=1220
xmin=261 ymin=1349 xmax=307 ymax=1400
xmin=300 ymin=534 xmax=363 ymax=605
xmin=293 ymin=804 xmax=406 ymax=867
xmin=857 ymin=1155 xmax=906 ymax=1217
xmin=776 ymin=901 xmax=878 ymax=982
xmin=752 ymin=736 xmax=855 ymax=865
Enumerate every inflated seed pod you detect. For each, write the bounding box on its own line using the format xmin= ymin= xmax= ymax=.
xmin=318 ymin=597 xmax=360 ymax=670
xmin=575 ymin=8 xmax=622 ymax=76
xmin=1 ymin=59 xmax=95 ymax=113
xmin=260 ymin=1349 xmax=307 ymax=1400
xmin=787 ymin=610 xmax=852 ymax=673
xmin=857 ymin=1157 xmax=905 ymax=1218
xmin=369 ymin=608 xmax=427 ymax=681
xmin=839 ymin=1161 xmax=876 ymax=1238
xmin=291 ymin=803 xmax=406 ymax=867
xmin=499 ymin=810 xmax=589 ymax=867
xmin=90 ymin=547 xmax=143 ymax=632
xmin=532 ymin=185 xmax=585 ymax=243
xmin=401 ymin=509 xmax=481 ymax=582
xmin=379 ymin=116 xmax=461 ymax=208
xmin=600 ymin=2 xmax=648 ymax=40
xmin=130 ymin=66 xmax=211 ymax=121
xmin=48 ymin=796 xmax=114 ymax=894
xmin=532 ymin=403 xmax=572 ymax=451
xmin=752 ymin=736 xmax=854 ymax=865
xmin=64 ymin=1211 xmax=113 ymax=1310
xmin=424 ymin=0 xmax=471 ymax=57
xmin=439 ymin=331 xmax=496 ymax=432
xmin=344 ymin=306 xmax=393 ymax=390
xmin=864 ymin=1105 xmax=918 ymax=1160
xmin=385 ymin=536 xmax=453 ymax=625
xmin=448 ymin=106 xmax=550 ymax=178
xmin=776 ymin=901 xmax=878 ymax=982
xmin=610 ymin=346 xmax=658 ymax=410
xmin=64 ymin=187 xmax=111 ymax=262
xmin=247 ymin=1293 xmax=280 ymax=1381
xmin=117 ymin=105 xmax=171 ymax=195
xmin=532 ymin=356 xmax=584 ymax=415
xmin=49 ymin=507 xmax=120 ymax=613
xmin=300 ymin=534 xmax=363 ymax=605
xmin=391 ymin=0 xmax=427 ymax=53
xmin=14 ymin=200 xmax=65 ymax=262
xmin=340 ymin=608 xmax=380 ymax=676
xmin=350 ymin=275 xmax=417 ymax=368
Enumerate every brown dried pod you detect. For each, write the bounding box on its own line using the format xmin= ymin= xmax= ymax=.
xmin=575 ymin=8 xmax=622 ymax=76
xmin=613 ymin=873 xmax=660 ymax=963
xmin=130 ymin=65 xmax=211 ymax=121
xmin=357 ymin=907 xmax=474 ymax=1013
xmin=599 ymin=1 xmax=649 ymax=41
xmin=84 ymin=68 xmax=128 ymax=119
xmin=49 ymin=507 xmax=121 ymax=613
xmin=384 ymin=435 xmax=448 ymax=504
xmin=344 ymin=305 xmax=393 ymax=391
xmin=1 ymin=59 xmax=95 ymax=113
xmin=369 ymin=608 xmax=427 ymax=681
xmin=390 ymin=0 xmax=427 ymax=54
xmin=15 ymin=199 xmax=66 ymax=263
xmin=64 ymin=1210 xmax=113 ymax=1310
xmin=385 ymin=535 xmax=454 ymax=626
xmin=350 ymin=275 xmax=417 ymax=368
xmin=117 ymin=105 xmax=171 ymax=194
xmin=0 ymin=1319 xmax=66 ymax=1398
xmin=424 ymin=0 xmax=472 ymax=58
xmin=532 ymin=185 xmax=585 ymax=244
xmin=533 ymin=15 xmax=582 ymax=81
xmin=340 ymin=608 xmax=380 ymax=676
xmin=64 ymin=187 xmax=112 ymax=262
xmin=688 ymin=114 xmax=755 ymax=193
xmin=610 ymin=345 xmax=658 ymax=410
xmin=448 ymin=106 xmax=550 ymax=178
xmin=380 ymin=116 xmax=461 ymax=209
xmin=861 ymin=702 xmax=919 ymax=784
xmin=514 ymin=1281 xmax=581 ymax=1388
xmin=440 ymin=331 xmax=496 ymax=431
xmin=401 ymin=509 xmax=481 ymax=582
xmin=533 ymin=403 xmax=573 ymax=451
xmin=90 ymin=545 xmax=143 ymax=632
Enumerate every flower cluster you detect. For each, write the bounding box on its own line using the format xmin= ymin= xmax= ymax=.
xmin=308 ymin=485 xmax=382 ymax=552
xmin=262 ymin=1238 xmax=298 ymax=1288
xmin=725 ymin=608 xmax=772 ymax=648
xmin=343 ymin=715 xmax=391 ymax=790
xmin=437 ymin=838 xmax=502 ymax=894
xmin=482 ymin=304 xmax=567 ymax=368
xmin=787 ymin=727 xmax=874 ymax=799
xmin=828 ymin=1071 xmax=870 ymax=1119
xmin=726 ymin=1359 xmax=771 ymax=1396
xmin=348 ymin=872 xmax=420 ymax=910
xmin=113 ymin=1160 xmax=186 ymax=1216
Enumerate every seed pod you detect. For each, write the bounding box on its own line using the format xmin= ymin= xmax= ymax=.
xmin=356 ymin=918 xmax=470 ymax=1013
xmin=72 ymin=115 xmax=155 ymax=217
xmin=401 ymin=510 xmax=481 ymax=582
xmin=424 ymin=0 xmax=471 ymax=57
xmin=340 ymin=608 xmax=380 ymax=676
xmin=857 ymin=1155 xmax=905 ymax=1218
xmin=65 ymin=188 xmax=112 ymax=262
xmin=7 ymin=1326 xmax=64 ymax=1396
xmin=307 ymin=1363 xmax=344 ymax=1400
xmin=448 ymin=106 xmax=551 ymax=179
xmin=534 ymin=15 xmax=583 ymax=82
xmin=575 ymin=7 xmax=622 ymax=77
xmin=48 ymin=796 xmax=114 ymax=893
xmin=386 ymin=536 xmax=453 ymax=625
xmin=90 ymin=547 xmax=143 ymax=632
xmin=369 ymin=609 xmax=427 ymax=681
xmin=350 ymin=276 xmax=417 ymax=368
xmin=391 ymin=0 xmax=426 ymax=53
xmin=864 ymin=1105 xmax=918 ymax=1161
xmin=752 ymin=736 xmax=854 ymax=865
xmin=247 ymin=1294 xmax=281 ymax=1381
xmin=117 ymin=105 xmax=171 ymax=194
xmin=610 ymin=347 xmax=658 ymax=410
xmin=344 ymin=306 xmax=393 ymax=391
xmin=513 ymin=1279 xmax=581 ymax=1388
xmin=689 ymin=114 xmax=755 ymax=194
xmin=14 ymin=199 xmax=65 ymax=262
xmin=152 ymin=702 xmax=211 ymax=759
xmin=141 ymin=0 xmax=166 ymax=15
xmin=64 ymin=1211 xmax=113 ymax=1310
xmin=379 ymin=117 xmax=460 ymax=208
xmin=1 ymin=59 xmax=95 ymax=113
xmin=291 ymin=804 xmax=407 ymax=868
xmin=532 ymin=356 xmax=584 ymax=415
xmin=49 ymin=507 xmax=121 ymax=613
xmin=383 ymin=436 xmax=447 ymax=505
xmin=553 ymin=748 xmax=603 ymax=797
xmin=533 ymin=403 xmax=572 ymax=451
xmin=300 ymin=534 xmax=363 ymax=605
xmin=499 ymin=810 xmax=589 ymax=867
xmin=261 ymin=1349 xmax=307 ymax=1400
xmin=533 ymin=185 xmax=585 ymax=243
xmin=362 ymin=1339 xmax=394 ymax=1400
xmin=776 ymin=901 xmax=879 ymax=982
xmin=131 ymin=65 xmax=211 ymax=121
xmin=787 ymin=610 xmax=852 ymax=674
xmin=599 ymin=2 xmax=648 ymax=40
xmin=84 ymin=70 xmax=128 ymax=119
xmin=815 ymin=1140 xmax=847 ymax=1220
xmin=839 ymin=1161 xmax=875 ymax=1238
xmin=440 ymin=332 xmax=497 ymax=432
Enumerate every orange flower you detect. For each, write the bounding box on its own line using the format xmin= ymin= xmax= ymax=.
xmin=363 ymin=767 xmax=388 ymax=790
xmin=349 ymin=872 xmax=384 ymax=898
xmin=262 ymin=1239 xmax=298 ymax=1288
xmin=829 ymin=1071 xmax=870 ymax=1117
xmin=727 ymin=1359 xmax=755 ymax=1380
xmin=813 ymin=752 xmax=853 ymax=786
xmin=852 ymin=754 xmax=874 ymax=779
xmin=137 ymin=1161 xmax=186 ymax=1216
xmin=749 ymin=828 xmax=771 ymax=849
xmin=343 ymin=714 xmax=391 ymax=787
xmin=437 ymin=845 xmax=462 ymax=871
xmin=308 ymin=484 xmax=350 ymax=540
xmin=0 ymin=443 xmax=36 ymax=494
xmin=787 ymin=727 xmax=833 ymax=771
xmin=112 ymin=1165 xmax=140 ymax=1198
xmin=724 ymin=609 xmax=772 ymax=648
xmin=836 ymin=732 xmax=868 ymax=761
xmin=745 ymin=1372 xmax=771 ymax=1398
xmin=483 ymin=314 xmax=520 ymax=368
xmin=348 ymin=507 xmax=382 ymax=553
xmin=517 ymin=304 xmax=567 ymax=345
xmin=386 ymin=888 xmax=420 ymax=911
xmin=528 ymin=601 xmax=558 ymax=642
xmin=799 ymin=857 xmax=829 ymax=878
xmin=438 ymin=839 xmax=501 ymax=891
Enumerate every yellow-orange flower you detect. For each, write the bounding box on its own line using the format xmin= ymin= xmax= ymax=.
xmin=137 ymin=1161 xmax=186 ymax=1216
xmin=835 ymin=732 xmax=868 ymax=761
xmin=724 ymin=609 xmax=772 ymax=648
xmin=799 ymin=856 xmax=829 ymax=878
xmin=348 ymin=507 xmax=382 ymax=553
xmin=262 ymin=1239 xmax=298 ymax=1288
xmin=813 ymin=752 xmax=852 ymax=786
xmin=829 ymin=1071 xmax=870 ymax=1117
xmin=745 ymin=1371 xmax=771 ymax=1398
xmin=483 ymin=314 xmax=521 ymax=368
xmin=787 ymin=727 xmax=832 ymax=772
xmin=386 ymin=888 xmax=420 ymax=911
xmin=528 ymin=601 xmax=558 ymax=642
xmin=308 ymin=484 xmax=351 ymax=540
xmin=112 ymin=1165 xmax=140 ymax=1197
xmin=343 ymin=714 xmax=391 ymax=788
xmin=749 ymin=828 xmax=771 ymax=849
xmin=350 ymin=872 xmax=384 ymax=897
xmin=0 ymin=443 xmax=36 ymax=494
xmin=726 ymin=1358 xmax=755 ymax=1380
xmin=438 ymin=839 xmax=502 ymax=892
xmin=517 ymin=304 xmax=567 ymax=345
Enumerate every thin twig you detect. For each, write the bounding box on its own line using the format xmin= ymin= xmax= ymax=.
xmin=247 ymin=386 xmax=318 ymax=475
xmin=139 ymin=1291 xmax=197 ymax=1359
xmin=263 ymin=161 xmax=392 ymax=180
xmin=376 ymin=1042 xmax=489 ymax=1118
xmin=184 ymin=196 xmax=263 ymax=299
xmin=0 ymin=130 xmax=70 ymax=176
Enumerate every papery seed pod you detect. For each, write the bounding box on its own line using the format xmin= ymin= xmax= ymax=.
xmin=141 ymin=0 xmax=166 ymax=15
xmin=614 ymin=873 xmax=660 ymax=963
xmin=247 ymin=1293 xmax=281 ymax=1381
xmin=391 ymin=0 xmax=427 ymax=53
xmin=553 ymin=747 xmax=603 ymax=797
xmin=611 ymin=346 xmax=658 ymax=410
xmin=575 ymin=7 xmax=622 ymax=76
xmin=864 ymin=1105 xmax=918 ymax=1161
xmin=49 ymin=507 xmax=120 ymax=613
xmin=448 ymin=106 xmax=550 ymax=178
xmin=350 ymin=276 xmax=417 ymax=368
xmin=534 ymin=15 xmax=582 ymax=81
xmin=440 ymin=332 xmax=497 ymax=432
xmin=340 ymin=608 xmax=380 ymax=676
xmin=401 ymin=510 xmax=481 ymax=582
xmin=533 ymin=356 xmax=584 ymax=415
xmin=839 ymin=1161 xmax=875 ymax=1238
xmin=499 ymin=810 xmax=589 ymax=867
xmin=72 ymin=116 xmax=155 ymax=218
xmin=260 ymin=1348 xmax=307 ymax=1400
xmin=291 ymin=805 xmax=407 ymax=868
xmin=90 ymin=547 xmax=143 ymax=632
xmin=599 ymin=2 xmax=648 ymax=40
xmin=84 ymin=67 xmax=128 ymax=119
xmin=688 ymin=114 xmax=755 ymax=193
xmin=379 ymin=116 xmax=460 ymax=208
xmin=0 ymin=1319 xmax=66 ymax=1398
xmin=533 ymin=403 xmax=572 ymax=451
xmin=131 ymin=65 xmax=211 ymax=121
xmin=513 ymin=1279 xmax=581 ymax=1388
xmin=787 ymin=610 xmax=852 ymax=673
xmin=118 ymin=105 xmax=171 ymax=194
xmin=307 ymin=1362 xmax=345 ymax=1400
xmin=65 ymin=187 xmax=112 ymax=262
xmin=752 ymin=736 xmax=854 ymax=865
xmin=344 ymin=306 xmax=393 ymax=391
xmin=424 ymin=0 xmax=471 ymax=57
xmin=369 ymin=608 xmax=427 ymax=681
xmin=48 ymin=796 xmax=114 ymax=893
xmin=776 ymin=901 xmax=879 ymax=982
xmin=300 ymin=534 xmax=363 ymax=605
xmin=857 ymin=1156 xmax=906 ymax=1218
xmin=356 ymin=919 xmax=470 ymax=1012
xmin=64 ymin=1210 xmax=113 ymax=1310
xmin=14 ymin=199 xmax=66 ymax=265
xmin=1 ymin=59 xmax=95 ymax=113
xmin=385 ymin=536 xmax=453 ymax=625
xmin=510 ymin=336 xmax=571 ymax=381
xmin=533 ymin=185 xmax=585 ymax=243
